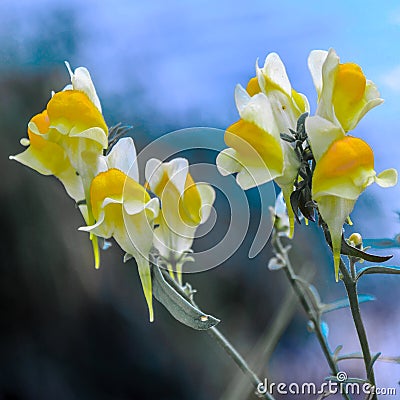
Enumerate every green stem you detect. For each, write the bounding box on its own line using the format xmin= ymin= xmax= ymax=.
xmin=339 ymin=260 xmax=377 ymax=399
xmin=273 ymin=233 xmax=352 ymax=400
xmin=160 ymin=269 xmax=275 ymax=400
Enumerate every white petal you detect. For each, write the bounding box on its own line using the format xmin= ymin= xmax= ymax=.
xmin=165 ymin=158 xmax=189 ymax=196
xmin=146 ymin=158 xmax=189 ymax=196
xmin=106 ymin=137 xmax=139 ymax=181
xmin=145 ymin=158 xmax=163 ymax=188
xmin=308 ymin=50 xmax=328 ymax=97
xmin=315 ymin=49 xmax=340 ymax=123
xmin=375 ymin=168 xmax=398 ymax=187
xmin=236 ymin=165 xmax=274 ymax=190
xmin=197 ymin=183 xmax=216 ymax=223
xmin=261 ymin=52 xmax=291 ymax=96
xmin=57 ymin=166 xmax=85 ymax=201
xmin=124 ymin=196 xmax=159 ymax=217
xmin=235 ymin=84 xmax=251 ymax=115
xmin=78 ymin=211 xmax=110 ymax=237
xmin=305 ymin=116 xmax=344 ymax=162
xmin=237 ymin=92 xmax=280 ymax=142
xmin=68 ymin=126 xmax=108 ymax=149
xmin=65 ymin=61 xmax=102 ymax=113
xmin=9 ymin=149 xmax=53 ymax=176
xmin=216 ymin=148 xmax=242 ymax=176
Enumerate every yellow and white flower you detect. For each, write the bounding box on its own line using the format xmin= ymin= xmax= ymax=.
xmin=80 ymin=138 xmax=160 ymax=321
xmin=10 ymin=62 xmax=108 ymax=268
xmin=145 ymin=158 xmax=215 ymax=281
xmin=217 ymin=53 xmax=309 ymax=237
xmin=306 ymin=117 xmax=397 ymax=280
xmin=308 ymin=48 xmax=383 ymax=132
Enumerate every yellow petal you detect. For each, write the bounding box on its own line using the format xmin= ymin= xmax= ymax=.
xmin=90 ymin=168 xmax=150 ymax=220
xmin=136 ymin=256 xmax=154 ymax=322
xmin=47 ymin=90 xmax=108 ymax=145
xmin=291 ymin=89 xmax=308 ymax=113
xmin=246 ymin=76 xmax=261 ymax=96
xmin=312 ymin=136 xmax=375 ymax=200
xmin=225 ymin=119 xmax=284 ymax=176
xmin=333 ymin=63 xmax=367 ymax=131
xmin=179 ymin=172 xmax=202 ymax=226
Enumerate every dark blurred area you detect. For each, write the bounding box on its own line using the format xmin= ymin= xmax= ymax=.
xmin=1 ymin=2 xmax=400 ymax=400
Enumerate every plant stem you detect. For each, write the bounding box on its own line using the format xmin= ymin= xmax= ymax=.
xmin=339 ymin=260 xmax=377 ymax=399
xmin=160 ymin=269 xmax=276 ymax=400
xmin=273 ymin=233 xmax=352 ymax=400
xmin=273 ymin=234 xmax=337 ymax=373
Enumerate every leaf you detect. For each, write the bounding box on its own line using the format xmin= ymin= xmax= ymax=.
xmin=357 ymin=265 xmax=400 ymax=280
xmin=151 ymin=264 xmax=220 ymax=330
xmin=290 ymin=189 xmax=302 ymax=223
xmin=296 ymin=112 xmax=309 ymax=137
xmin=293 ymin=277 xmax=321 ymax=308
xmin=280 ymin=132 xmax=295 ymax=142
xmin=298 ymin=186 xmax=315 ymax=222
xmin=321 ymin=222 xmax=393 ymax=263
xmin=337 ymin=352 xmax=400 ymax=364
xmin=368 ymin=352 xmax=381 ymax=376
xmin=320 ymin=294 xmax=375 ymax=314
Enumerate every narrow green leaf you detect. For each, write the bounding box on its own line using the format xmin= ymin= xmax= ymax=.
xmin=320 ymin=294 xmax=375 ymax=314
xmin=357 ymin=265 xmax=400 ymax=280
xmin=368 ymin=352 xmax=382 ymax=376
xmin=280 ymin=132 xmax=295 ymax=142
xmin=151 ymin=264 xmax=220 ymax=330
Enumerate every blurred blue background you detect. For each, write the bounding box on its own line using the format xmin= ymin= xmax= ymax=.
xmin=2 ymin=1 xmax=400 ymax=399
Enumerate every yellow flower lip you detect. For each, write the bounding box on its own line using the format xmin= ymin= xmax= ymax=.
xmin=334 ymin=63 xmax=366 ymax=105
xmin=246 ymin=77 xmax=261 ymax=96
xmin=225 ymin=119 xmax=284 ymax=175
xmin=179 ymin=172 xmax=202 ymax=226
xmin=90 ymin=168 xmax=150 ymax=219
xmin=312 ymin=136 xmax=375 ymax=201
xmin=315 ymin=136 xmax=373 ymax=181
xmin=47 ymin=90 xmax=108 ymax=139
xmin=149 ymin=165 xmax=203 ymax=226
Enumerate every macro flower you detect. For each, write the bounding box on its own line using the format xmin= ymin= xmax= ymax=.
xmin=306 ymin=117 xmax=397 ymax=280
xmin=308 ymin=48 xmax=383 ymax=132
xmin=145 ymin=158 xmax=215 ymax=281
xmin=217 ymin=53 xmax=309 ymax=237
xmin=80 ymin=138 xmax=160 ymax=321
xmin=10 ymin=62 xmax=108 ymax=268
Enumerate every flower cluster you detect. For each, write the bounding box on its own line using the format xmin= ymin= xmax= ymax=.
xmin=10 ymin=63 xmax=215 ymax=321
xmin=217 ymin=49 xmax=397 ymax=280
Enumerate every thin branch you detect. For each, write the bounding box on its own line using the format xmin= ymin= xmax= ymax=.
xmin=339 ymin=259 xmax=377 ymax=399
xmin=160 ymin=269 xmax=276 ymax=400
xmin=272 ymin=232 xmax=352 ymax=400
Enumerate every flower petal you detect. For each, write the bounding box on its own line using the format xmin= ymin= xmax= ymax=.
xmin=312 ymin=136 xmax=375 ymax=201
xmin=259 ymin=52 xmax=292 ymax=96
xmin=65 ymin=61 xmax=102 ymax=113
xmin=197 ymin=183 xmax=216 ymax=223
xmin=105 ymin=137 xmax=139 ymax=181
xmin=375 ymin=168 xmax=398 ymax=187
xmin=308 ymin=50 xmax=328 ymax=97
xmin=317 ymin=195 xmax=356 ymax=281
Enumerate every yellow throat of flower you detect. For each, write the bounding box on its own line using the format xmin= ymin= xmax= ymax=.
xmin=90 ymin=168 xmax=150 ymax=219
xmin=151 ymin=170 xmax=203 ymax=226
xmin=332 ymin=63 xmax=366 ymax=130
